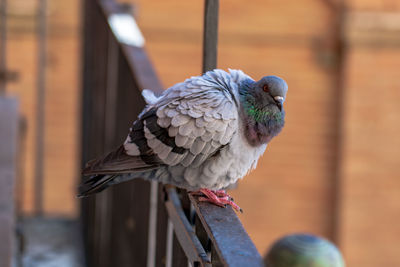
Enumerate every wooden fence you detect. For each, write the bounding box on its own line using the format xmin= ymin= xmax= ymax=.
xmin=80 ymin=0 xmax=264 ymax=266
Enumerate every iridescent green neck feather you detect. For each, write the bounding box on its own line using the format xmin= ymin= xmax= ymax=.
xmin=244 ymin=103 xmax=284 ymax=124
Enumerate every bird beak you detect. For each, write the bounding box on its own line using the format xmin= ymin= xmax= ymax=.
xmin=274 ymin=96 xmax=284 ymax=111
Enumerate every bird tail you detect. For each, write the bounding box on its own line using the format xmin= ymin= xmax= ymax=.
xmin=77 ymin=174 xmax=117 ymax=197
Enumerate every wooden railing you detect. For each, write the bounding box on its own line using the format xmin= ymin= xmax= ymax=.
xmin=80 ymin=1 xmax=264 ymax=266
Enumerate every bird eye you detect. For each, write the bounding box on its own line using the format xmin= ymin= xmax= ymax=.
xmin=263 ymin=84 xmax=269 ymax=92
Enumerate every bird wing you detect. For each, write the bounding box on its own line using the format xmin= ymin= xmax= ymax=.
xmin=83 ymin=70 xmax=244 ymax=176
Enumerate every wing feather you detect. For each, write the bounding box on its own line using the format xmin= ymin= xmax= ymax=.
xmin=82 ymin=145 xmax=161 ymax=176
xmin=83 ymin=69 xmax=243 ymax=176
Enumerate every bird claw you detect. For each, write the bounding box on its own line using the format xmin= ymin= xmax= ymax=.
xmin=214 ymin=190 xmax=235 ymax=201
xmin=191 ymin=189 xmax=242 ymax=213
xmin=198 ymin=197 xmax=226 ymax=208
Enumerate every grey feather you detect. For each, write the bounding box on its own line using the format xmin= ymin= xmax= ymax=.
xmin=192 ymin=125 xmax=206 ymax=137
xmin=200 ymin=131 xmax=213 ymax=142
xmin=166 ymin=108 xmax=179 ymax=117
xmin=181 ymin=152 xmax=196 ymax=167
xmin=178 ymin=120 xmax=195 ymax=136
xmin=156 ymin=106 xmax=166 ymax=118
xmin=163 ymin=151 xmax=181 ymax=165
xmin=195 ymin=117 xmax=208 ymax=128
xmin=188 ymin=109 xmax=202 ymax=118
xmin=158 ymin=146 xmax=173 ymax=160
xmin=191 ymin=153 xmax=208 ymax=168
xmin=168 ymin=126 xmax=179 ymax=137
xmin=183 ymin=137 xmax=195 ymax=149
xmin=201 ymin=142 xmax=213 ymax=155
xmin=157 ymin=116 xmax=171 ymax=128
xmin=175 ymin=134 xmax=188 ymax=147
xmin=171 ymin=114 xmax=190 ymax=127
xmin=190 ymin=139 xmax=206 ymax=155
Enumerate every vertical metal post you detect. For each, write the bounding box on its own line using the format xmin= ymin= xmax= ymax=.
xmin=165 ymin=219 xmax=174 ymax=267
xmin=146 ymin=181 xmax=158 ymax=267
xmin=0 ymin=0 xmax=7 ymax=93
xmin=34 ymin=0 xmax=47 ymax=215
xmin=202 ymin=0 xmax=219 ymax=73
xmin=199 ymin=1 xmax=219 ymax=263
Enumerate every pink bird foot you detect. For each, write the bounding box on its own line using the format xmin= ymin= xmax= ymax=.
xmin=191 ymin=189 xmax=242 ymax=213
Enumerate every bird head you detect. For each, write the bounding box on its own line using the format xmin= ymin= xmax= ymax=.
xmin=239 ymin=75 xmax=288 ymax=146
xmin=252 ymin=75 xmax=288 ymax=112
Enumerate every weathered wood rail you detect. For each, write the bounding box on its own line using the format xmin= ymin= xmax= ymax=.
xmin=80 ymin=0 xmax=264 ymax=266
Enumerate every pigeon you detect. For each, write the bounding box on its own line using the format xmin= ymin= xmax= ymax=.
xmin=79 ymin=69 xmax=288 ymax=212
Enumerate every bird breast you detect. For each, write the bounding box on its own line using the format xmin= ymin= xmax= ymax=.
xmin=181 ymin=130 xmax=268 ymax=191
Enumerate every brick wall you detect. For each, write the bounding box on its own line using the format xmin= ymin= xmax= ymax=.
xmin=7 ymin=0 xmax=80 ymax=216
xmin=5 ymin=0 xmax=400 ymax=265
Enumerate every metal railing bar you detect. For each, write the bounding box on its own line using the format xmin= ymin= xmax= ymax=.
xmin=155 ymin=183 xmax=168 ymax=267
xmin=202 ymin=0 xmax=219 ymax=73
xmin=188 ymin=194 xmax=264 ymax=267
xmin=165 ymin=219 xmax=174 ymax=267
xmin=33 ymin=0 xmax=47 ymax=216
xmin=165 ymin=186 xmax=211 ymax=266
xmin=146 ymin=180 xmax=158 ymax=267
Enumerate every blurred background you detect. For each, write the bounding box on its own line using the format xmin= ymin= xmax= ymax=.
xmin=1 ymin=0 xmax=400 ymax=266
